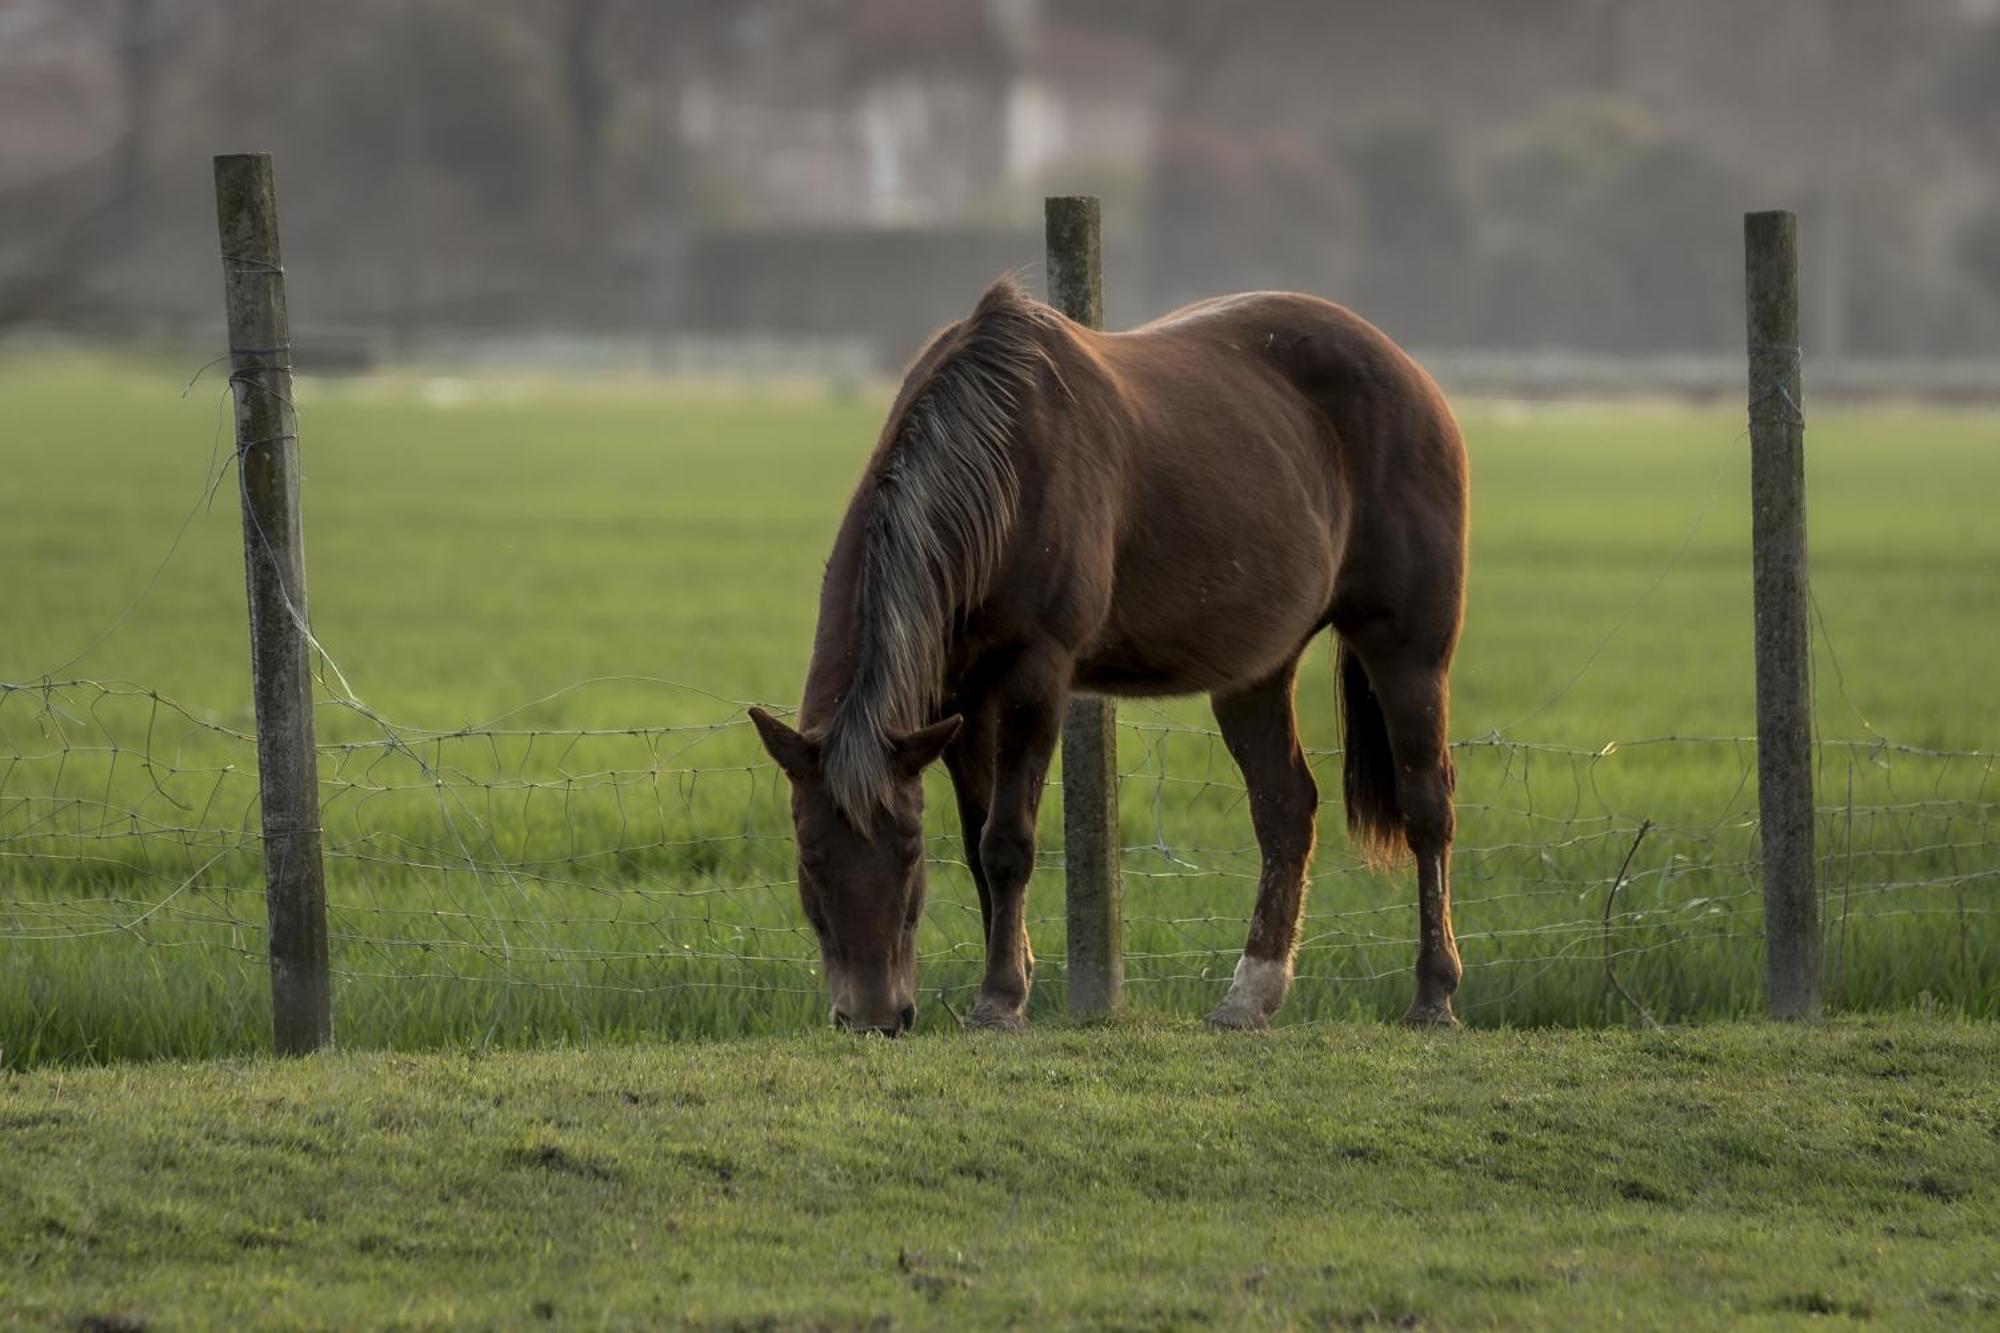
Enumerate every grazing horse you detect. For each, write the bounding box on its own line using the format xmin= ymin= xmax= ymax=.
xmin=749 ymin=277 xmax=1467 ymax=1035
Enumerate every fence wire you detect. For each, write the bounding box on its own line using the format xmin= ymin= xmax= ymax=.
xmin=3 ymin=673 xmax=1993 ymax=1060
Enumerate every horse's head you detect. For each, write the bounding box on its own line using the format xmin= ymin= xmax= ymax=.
xmin=748 ymin=707 xmax=960 ymax=1036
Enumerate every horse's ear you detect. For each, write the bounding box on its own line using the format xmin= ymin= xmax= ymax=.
xmin=894 ymin=715 xmax=962 ymax=777
xmin=749 ymin=707 xmax=817 ymax=781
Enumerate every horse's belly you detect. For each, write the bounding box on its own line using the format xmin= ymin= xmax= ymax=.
xmin=1072 ymin=561 xmax=1334 ymax=698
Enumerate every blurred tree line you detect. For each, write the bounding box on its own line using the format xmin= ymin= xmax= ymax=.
xmin=2 ymin=0 xmax=1997 ymax=361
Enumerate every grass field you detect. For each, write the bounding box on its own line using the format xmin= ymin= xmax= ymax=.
xmin=1 ymin=352 xmax=1996 ymax=1065
xmin=3 ymin=1019 xmax=1997 ymax=1329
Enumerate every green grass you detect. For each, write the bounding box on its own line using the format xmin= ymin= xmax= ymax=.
xmin=3 ymin=1020 xmax=1997 ymax=1329
xmin=1 ymin=353 xmax=1996 ymax=1065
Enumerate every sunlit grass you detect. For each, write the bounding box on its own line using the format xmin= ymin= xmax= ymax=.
xmin=4 ymin=1021 xmax=1998 ymax=1328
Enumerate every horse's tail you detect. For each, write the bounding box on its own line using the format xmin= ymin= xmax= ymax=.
xmin=1336 ymin=641 xmax=1407 ymax=868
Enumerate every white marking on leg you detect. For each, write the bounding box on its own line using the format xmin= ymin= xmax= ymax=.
xmin=1221 ymin=954 xmax=1291 ymax=1016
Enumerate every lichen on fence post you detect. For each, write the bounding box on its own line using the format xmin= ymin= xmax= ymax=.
xmin=1046 ymin=195 xmax=1124 ymax=1020
xmin=214 ymin=152 xmax=332 ymax=1054
xmin=1744 ymin=209 xmax=1821 ymax=1021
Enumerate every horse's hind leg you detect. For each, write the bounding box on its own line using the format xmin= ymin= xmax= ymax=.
xmin=1347 ymin=635 xmax=1461 ymax=1026
xmin=1207 ymin=655 xmax=1319 ymax=1030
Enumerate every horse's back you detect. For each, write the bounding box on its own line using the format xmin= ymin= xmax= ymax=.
xmin=1101 ymin=289 xmax=1462 ymax=533
xmin=1120 ymin=289 xmax=1467 ymax=605
xmin=1130 ymin=291 xmax=1457 ymax=445
xmin=1034 ymin=291 xmax=1465 ymax=694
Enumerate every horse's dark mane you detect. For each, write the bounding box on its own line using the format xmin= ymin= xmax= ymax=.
xmin=822 ymin=277 xmax=1056 ymax=824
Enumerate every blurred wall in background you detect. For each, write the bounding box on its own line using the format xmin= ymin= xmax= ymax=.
xmin=3 ymin=0 xmax=1998 ymax=374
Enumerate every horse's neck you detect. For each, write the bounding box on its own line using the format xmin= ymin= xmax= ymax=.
xmin=797 ymin=296 xmax=1059 ymax=737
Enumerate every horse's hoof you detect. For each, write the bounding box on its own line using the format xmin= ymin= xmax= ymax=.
xmin=1400 ymin=1001 xmax=1461 ymax=1029
xmin=966 ymin=1003 xmax=1028 ymax=1033
xmin=1206 ymin=956 xmax=1288 ymax=1032
xmin=1205 ymin=1002 xmax=1271 ymax=1032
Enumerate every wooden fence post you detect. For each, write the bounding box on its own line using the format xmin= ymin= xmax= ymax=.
xmin=214 ymin=152 xmax=332 ymax=1054
xmin=1744 ymin=209 xmax=1821 ymax=1020
xmin=1046 ymin=195 xmax=1124 ymax=1019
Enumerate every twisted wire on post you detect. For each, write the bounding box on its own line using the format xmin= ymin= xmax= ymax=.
xmin=1746 ymin=343 xmax=1805 ymax=429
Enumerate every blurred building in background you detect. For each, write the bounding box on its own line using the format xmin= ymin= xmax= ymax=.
xmin=3 ymin=0 xmax=1999 ymax=385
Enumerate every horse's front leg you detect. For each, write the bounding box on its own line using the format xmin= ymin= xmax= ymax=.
xmin=1206 ymin=657 xmax=1319 ymax=1030
xmin=967 ymin=651 xmax=1068 ymax=1031
xmin=941 ymin=694 xmax=998 ymax=944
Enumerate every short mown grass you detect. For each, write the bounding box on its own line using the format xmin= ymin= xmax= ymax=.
xmin=3 ymin=1020 xmax=1997 ymax=1329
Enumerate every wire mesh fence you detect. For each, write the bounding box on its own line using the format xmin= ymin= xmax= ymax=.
xmin=4 ymin=671 xmax=1993 ymax=1065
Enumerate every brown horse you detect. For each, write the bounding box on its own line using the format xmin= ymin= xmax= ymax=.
xmin=750 ymin=277 xmax=1467 ymax=1035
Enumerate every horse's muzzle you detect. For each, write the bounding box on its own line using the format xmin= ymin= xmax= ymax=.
xmin=832 ymin=1003 xmax=916 ymax=1037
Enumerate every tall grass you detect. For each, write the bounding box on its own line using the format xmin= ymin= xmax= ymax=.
xmin=1 ymin=358 xmax=1994 ymax=1065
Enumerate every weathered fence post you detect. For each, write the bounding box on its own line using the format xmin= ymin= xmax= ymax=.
xmin=1046 ymin=195 xmax=1124 ymax=1019
xmin=1744 ymin=209 xmax=1821 ymax=1020
xmin=214 ymin=152 xmax=332 ymax=1054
